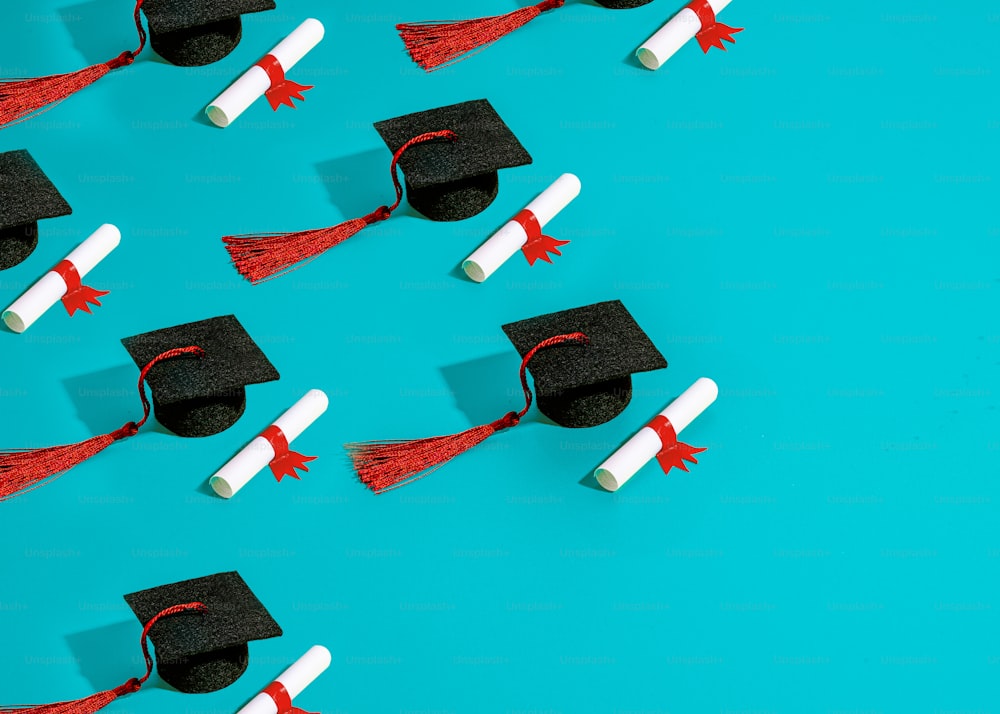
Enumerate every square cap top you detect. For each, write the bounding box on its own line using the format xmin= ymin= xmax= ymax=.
xmin=373 ymin=99 xmax=532 ymax=190
xmin=124 ymin=571 xmax=282 ymax=660
xmin=120 ymin=314 xmax=279 ymax=406
xmin=502 ymin=300 xmax=667 ymax=397
xmin=0 ymin=149 xmax=72 ymax=230
xmin=142 ymin=0 xmax=276 ymax=34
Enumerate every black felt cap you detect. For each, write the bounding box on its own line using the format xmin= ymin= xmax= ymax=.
xmin=0 ymin=150 xmax=72 ymax=271
xmin=142 ymin=0 xmax=277 ymax=67
xmin=120 ymin=314 xmax=279 ymax=437
xmin=502 ymin=300 xmax=667 ymax=428
xmin=595 ymin=0 xmax=655 ymax=7
xmin=373 ymin=99 xmax=532 ymax=222
xmin=124 ymin=571 xmax=282 ymax=694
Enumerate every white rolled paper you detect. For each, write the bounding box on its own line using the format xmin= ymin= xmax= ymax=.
xmin=636 ymin=0 xmax=733 ymax=70
xmin=206 ymin=18 xmax=325 ymax=128
xmin=236 ymin=645 xmax=332 ymax=714
xmin=595 ymin=377 xmax=718 ymax=492
xmin=462 ymin=172 xmax=581 ymax=283
xmin=209 ymin=389 xmax=329 ymax=498
xmin=2 ymin=223 xmax=120 ymax=334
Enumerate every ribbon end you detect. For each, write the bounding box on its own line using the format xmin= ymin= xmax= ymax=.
xmin=697 ymin=23 xmax=742 ymax=53
xmin=521 ymin=234 xmax=570 ymax=266
xmin=61 ymin=287 xmax=110 ymax=317
xmin=265 ymin=82 xmax=314 ymax=112
xmin=270 ymin=452 xmax=318 ymax=482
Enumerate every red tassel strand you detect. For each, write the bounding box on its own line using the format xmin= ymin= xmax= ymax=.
xmin=0 ymin=1 xmax=146 ymax=129
xmin=0 ymin=602 xmax=207 ymax=714
xmin=397 ymin=0 xmax=565 ymax=71
xmin=347 ymin=331 xmax=589 ymax=493
xmin=223 ymin=129 xmax=458 ymax=284
xmin=0 ymin=346 xmax=203 ymax=502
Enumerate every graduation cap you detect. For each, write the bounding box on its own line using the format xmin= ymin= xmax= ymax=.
xmin=223 ymin=99 xmax=530 ymax=283
xmin=0 ymin=315 xmax=277 ymax=502
xmin=396 ymin=0 xmax=655 ymax=71
xmin=124 ymin=571 xmax=283 ymax=693
xmin=143 ymin=0 xmax=278 ymax=67
xmin=0 ymin=0 xmax=275 ymax=128
xmin=502 ymin=300 xmax=667 ymax=428
xmin=121 ymin=314 xmax=280 ymax=437
xmin=346 ymin=300 xmax=666 ymax=493
xmin=0 ymin=572 xmax=280 ymax=713
xmin=0 ymin=149 xmax=72 ymax=270
xmin=373 ymin=98 xmax=532 ymax=222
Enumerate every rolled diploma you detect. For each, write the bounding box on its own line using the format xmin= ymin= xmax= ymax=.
xmin=2 ymin=223 xmax=120 ymax=334
xmin=209 ymin=389 xmax=329 ymax=498
xmin=206 ymin=18 xmax=325 ymax=127
xmin=595 ymin=377 xmax=718 ymax=492
xmin=236 ymin=645 xmax=332 ymax=714
xmin=462 ymin=172 xmax=581 ymax=283
xmin=636 ymin=0 xmax=733 ymax=70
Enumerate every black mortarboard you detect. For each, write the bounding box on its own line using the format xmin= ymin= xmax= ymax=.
xmin=502 ymin=300 xmax=667 ymax=428
xmin=373 ymin=99 xmax=532 ymax=222
xmin=124 ymin=571 xmax=282 ymax=694
xmin=142 ymin=0 xmax=277 ymax=67
xmin=0 ymin=150 xmax=72 ymax=271
xmin=121 ymin=314 xmax=279 ymax=437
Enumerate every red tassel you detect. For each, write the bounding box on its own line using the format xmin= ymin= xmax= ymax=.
xmin=347 ymin=417 xmax=515 ymax=494
xmin=0 ymin=681 xmax=140 ymax=714
xmin=224 ymin=216 xmax=377 ymax=284
xmin=346 ymin=332 xmax=589 ymax=493
xmin=222 ymin=130 xmax=458 ymax=284
xmin=0 ymin=346 xmax=203 ymax=502
xmin=0 ymin=2 xmax=146 ymax=129
xmin=0 ymin=432 xmax=121 ymax=502
xmin=0 ymin=602 xmax=207 ymax=714
xmin=397 ymin=0 xmax=565 ymax=71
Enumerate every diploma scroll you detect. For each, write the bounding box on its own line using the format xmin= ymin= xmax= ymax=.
xmin=2 ymin=223 xmax=120 ymax=333
xmin=595 ymin=377 xmax=717 ymax=491
xmin=636 ymin=0 xmax=735 ymax=70
xmin=207 ymin=18 xmax=325 ymax=127
xmin=210 ymin=389 xmax=329 ymax=498
xmin=463 ymin=173 xmax=581 ymax=283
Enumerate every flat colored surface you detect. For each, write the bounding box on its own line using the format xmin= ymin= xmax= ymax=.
xmin=1 ymin=1 xmax=998 ymax=711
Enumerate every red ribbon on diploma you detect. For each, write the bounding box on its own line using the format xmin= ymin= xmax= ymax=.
xmin=255 ymin=54 xmax=314 ymax=111
xmin=646 ymin=415 xmax=706 ymax=475
xmin=514 ymin=209 xmax=570 ymax=266
xmin=52 ymin=259 xmax=109 ymax=317
xmin=686 ymin=0 xmax=743 ymax=53
xmin=263 ymin=681 xmax=318 ymax=714
xmin=260 ymin=425 xmax=317 ymax=482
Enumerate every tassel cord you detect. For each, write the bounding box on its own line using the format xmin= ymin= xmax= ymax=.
xmin=496 ymin=330 xmax=591 ymax=431
xmin=362 ymin=128 xmax=461 ymax=225
xmin=111 ymin=0 xmax=148 ymax=68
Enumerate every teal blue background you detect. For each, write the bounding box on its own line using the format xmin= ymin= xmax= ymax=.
xmin=1 ymin=0 xmax=998 ymax=711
